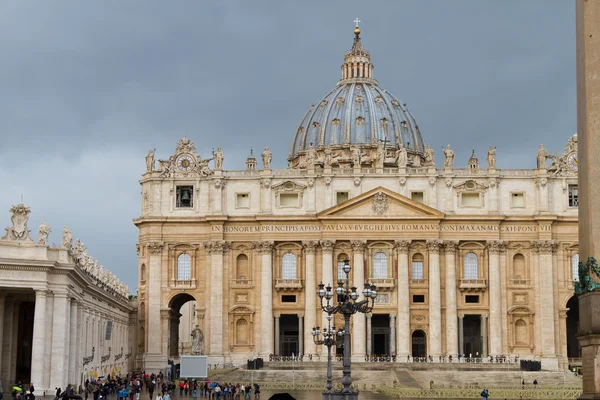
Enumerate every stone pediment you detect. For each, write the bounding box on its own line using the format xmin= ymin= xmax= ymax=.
xmin=318 ymin=187 xmax=444 ymax=219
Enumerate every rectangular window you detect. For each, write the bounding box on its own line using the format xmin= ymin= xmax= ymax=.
xmin=511 ymin=193 xmax=525 ymax=208
xmin=280 ymin=193 xmax=299 ymax=207
xmin=411 ymin=191 xmax=424 ymax=204
xmin=373 ymin=252 xmax=388 ymax=279
xmin=281 ymin=295 xmax=296 ymax=303
xmin=336 ymin=191 xmax=349 ymax=204
xmin=236 ymin=193 xmax=250 ymax=208
xmin=465 ymin=295 xmax=479 ymax=304
xmin=176 ymin=186 xmax=194 ymax=208
xmin=461 ymin=192 xmax=480 ymax=207
xmin=412 ymin=261 xmax=424 ymax=280
xmin=569 ymin=185 xmax=578 ymax=207
xmin=412 ymin=295 xmax=425 ymax=303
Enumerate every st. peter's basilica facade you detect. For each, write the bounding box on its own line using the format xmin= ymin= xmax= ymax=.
xmin=135 ymin=26 xmax=580 ymax=372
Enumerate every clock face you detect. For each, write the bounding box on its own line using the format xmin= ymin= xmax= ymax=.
xmin=176 ymin=154 xmax=195 ymax=172
xmin=567 ymin=152 xmax=578 ymax=171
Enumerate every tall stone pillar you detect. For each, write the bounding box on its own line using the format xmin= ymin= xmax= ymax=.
xmin=146 ymin=242 xmax=164 ymax=364
xmin=320 ymin=240 xmax=335 ymax=339
xmin=50 ymin=292 xmax=69 ymax=389
xmin=274 ymin=315 xmax=280 ymax=355
xmin=43 ymin=294 xmax=54 ymax=390
xmin=30 ymin=290 xmax=47 ymax=390
xmin=351 ymin=240 xmax=366 ymax=361
xmin=532 ymin=240 xmax=558 ymax=369
xmin=487 ymin=240 xmax=505 ymax=356
xmin=205 ymin=240 xmax=229 ymax=359
xmin=576 ymin=1 xmax=600 ymax=395
xmin=0 ymin=294 xmax=5 ymax=381
xmin=69 ymin=300 xmax=79 ymax=385
xmin=426 ymin=240 xmax=442 ymax=357
xmin=458 ymin=314 xmax=464 ymax=357
xmin=444 ymin=241 xmax=458 ymax=358
xmin=257 ymin=241 xmax=274 ymax=357
xmin=395 ymin=240 xmax=410 ymax=359
xmin=366 ymin=314 xmax=372 ymax=355
xmin=481 ymin=314 xmax=488 ymax=358
xmin=303 ymin=241 xmax=319 ymax=356
xmin=389 ymin=314 xmax=396 ymax=357
xmin=298 ymin=314 xmax=304 ymax=357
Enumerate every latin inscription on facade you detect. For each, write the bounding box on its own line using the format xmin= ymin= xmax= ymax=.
xmin=213 ymin=224 xmax=546 ymax=233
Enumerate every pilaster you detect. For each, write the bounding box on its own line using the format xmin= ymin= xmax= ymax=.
xmin=256 ymin=241 xmax=274 ymax=357
xmin=394 ymin=240 xmax=410 ymax=358
xmin=426 ymin=240 xmax=442 ymax=357
xmin=351 ymin=240 xmax=366 ymax=361
xmin=487 ymin=240 xmax=505 ymax=356
xmin=303 ymin=241 xmax=318 ymax=356
xmin=444 ymin=241 xmax=458 ymax=358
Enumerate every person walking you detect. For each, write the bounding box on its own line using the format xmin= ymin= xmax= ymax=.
xmin=480 ymin=388 xmax=489 ymax=400
xmin=155 ymin=393 xmax=163 ymax=400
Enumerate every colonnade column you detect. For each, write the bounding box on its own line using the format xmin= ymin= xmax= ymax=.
xmin=257 ymin=241 xmax=274 ymax=357
xmin=2 ymin=298 xmax=14 ymax=384
xmin=533 ymin=240 xmax=557 ymax=366
xmin=303 ymin=241 xmax=319 ymax=357
xmin=481 ymin=314 xmax=488 ymax=357
xmin=50 ymin=292 xmax=69 ymax=389
xmin=298 ymin=314 xmax=304 ymax=357
xmin=205 ymin=240 xmax=229 ymax=358
xmin=458 ymin=314 xmax=464 ymax=357
xmin=394 ymin=240 xmax=410 ymax=359
xmin=69 ymin=300 xmax=79 ymax=385
xmin=487 ymin=240 xmax=504 ymax=356
xmin=426 ymin=240 xmax=442 ymax=357
xmin=320 ymin=240 xmax=335 ymax=338
xmin=366 ymin=314 xmax=372 ymax=355
xmin=351 ymin=240 xmax=366 ymax=361
xmin=0 ymin=294 xmax=5 ymax=382
xmin=389 ymin=314 xmax=396 ymax=357
xmin=30 ymin=290 xmax=47 ymax=390
xmin=444 ymin=241 xmax=458 ymax=358
xmin=274 ymin=315 xmax=280 ymax=355
xmin=147 ymin=242 xmax=164 ymax=356
xmin=43 ymin=294 xmax=54 ymax=390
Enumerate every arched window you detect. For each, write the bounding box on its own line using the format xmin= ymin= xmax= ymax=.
xmin=177 ymin=253 xmax=191 ymax=280
xmin=236 ymin=254 xmax=249 ymax=280
xmin=463 ymin=252 xmax=478 ymax=280
xmin=282 ymin=253 xmax=297 ymax=279
xmin=373 ymin=252 xmax=388 ymax=279
xmin=412 ymin=253 xmax=424 ymax=280
xmin=140 ymin=264 xmax=146 ymax=281
xmin=337 ymin=253 xmax=349 ymax=280
xmin=512 ymin=254 xmax=525 ymax=280
xmin=572 ymin=252 xmax=580 ymax=281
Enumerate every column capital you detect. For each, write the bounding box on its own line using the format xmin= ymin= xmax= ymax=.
xmin=298 ymin=313 xmax=304 ymax=318
xmin=253 ymin=241 xmax=274 ymax=254
xmin=147 ymin=242 xmax=164 ymax=255
xmin=486 ymin=240 xmax=507 ymax=254
xmin=34 ymin=289 xmax=49 ymax=297
xmin=274 ymin=314 xmax=281 ymax=319
xmin=531 ymin=239 xmax=558 ymax=254
xmin=389 ymin=313 xmax=397 ymax=319
xmin=204 ymin=240 xmax=231 ymax=254
xmin=351 ymin=240 xmax=366 ymax=253
xmin=443 ymin=241 xmax=459 ymax=254
xmin=480 ymin=313 xmax=489 ymax=319
xmin=303 ymin=241 xmax=319 ymax=255
xmin=426 ymin=239 xmax=443 ymax=253
xmin=366 ymin=313 xmax=372 ymax=320
xmin=320 ymin=240 xmax=335 ymax=254
xmin=394 ymin=240 xmax=411 ymax=253
xmin=458 ymin=313 xmax=465 ymax=319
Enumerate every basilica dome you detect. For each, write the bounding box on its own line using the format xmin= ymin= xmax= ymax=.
xmin=289 ymin=26 xmax=425 ymax=166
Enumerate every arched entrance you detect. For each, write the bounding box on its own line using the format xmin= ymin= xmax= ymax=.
xmin=411 ymin=330 xmax=427 ymax=358
xmin=167 ymin=293 xmax=198 ymax=362
xmin=566 ymin=296 xmax=580 ymax=359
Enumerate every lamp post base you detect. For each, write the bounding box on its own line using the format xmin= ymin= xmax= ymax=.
xmin=322 ymin=391 xmax=359 ymax=400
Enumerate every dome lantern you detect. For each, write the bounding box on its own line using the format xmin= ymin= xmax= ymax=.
xmin=341 ymin=18 xmax=374 ymax=81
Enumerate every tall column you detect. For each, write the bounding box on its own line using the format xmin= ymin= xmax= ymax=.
xmin=274 ymin=315 xmax=280 ymax=355
xmin=147 ymin=242 xmax=164 ymax=355
xmin=320 ymin=240 xmax=335 ymax=338
xmin=43 ymin=294 xmax=54 ymax=390
xmin=160 ymin=312 xmax=169 ymax=357
xmin=298 ymin=314 xmax=304 ymax=357
xmin=75 ymin=306 xmax=84 ymax=387
xmin=303 ymin=241 xmax=319 ymax=356
xmin=487 ymin=240 xmax=504 ymax=356
xmin=63 ymin=297 xmax=72 ymax=382
xmin=444 ymin=241 xmax=458 ymax=358
xmin=351 ymin=240 xmax=366 ymax=360
xmin=458 ymin=314 xmax=464 ymax=357
xmin=69 ymin=300 xmax=79 ymax=385
xmin=426 ymin=240 xmax=442 ymax=357
xmin=576 ymin=0 xmax=600 ymax=395
xmin=30 ymin=290 xmax=47 ymax=391
xmin=0 ymin=294 xmax=5 ymax=381
xmin=389 ymin=314 xmax=396 ymax=357
xmin=1 ymin=297 xmax=12 ymax=384
xmin=50 ymin=292 xmax=69 ymax=389
xmin=366 ymin=314 xmax=372 ymax=355
xmin=9 ymin=302 xmax=19 ymax=383
xmin=205 ymin=240 xmax=229 ymax=358
xmin=257 ymin=241 xmax=274 ymax=357
xmin=532 ymin=240 xmax=557 ymax=368
xmin=481 ymin=314 xmax=488 ymax=357
xmin=394 ymin=240 xmax=410 ymax=359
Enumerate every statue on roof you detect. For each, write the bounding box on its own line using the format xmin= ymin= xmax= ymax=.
xmin=262 ymin=147 xmax=272 ymax=169
xmin=396 ymin=143 xmax=407 ymax=168
xmin=61 ymin=226 xmax=73 ymax=250
xmin=486 ymin=146 xmax=496 ymax=169
xmin=37 ymin=222 xmax=51 ymax=246
xmin=443 ymin=145 xmax=455 ymax=169
xmin=537 ymin=144 xmax=549 ymax=169
xmin=424 ymin=145 xmax=435 ymax=167
xmin=212 ymin=147 xmax=224 ymax=171
xmin=2 ymin=203 xmax=33 ymax=242
xmin=145 ymin=150 xmax=155 ymax=173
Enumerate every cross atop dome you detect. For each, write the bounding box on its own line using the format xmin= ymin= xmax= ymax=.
xmin=341 ymin=18 xmax=373 ymax=81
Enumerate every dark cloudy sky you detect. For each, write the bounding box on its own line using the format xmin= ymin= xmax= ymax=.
xmin=0 ymin=1 xmax=575 ymax=291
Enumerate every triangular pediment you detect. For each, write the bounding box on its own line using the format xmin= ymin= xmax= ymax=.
xmin=318 ymin=187 xmax=445 ymax=219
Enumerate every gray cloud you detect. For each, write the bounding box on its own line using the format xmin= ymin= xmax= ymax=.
xmin=0 ymin=0 xmax=575 ymax=289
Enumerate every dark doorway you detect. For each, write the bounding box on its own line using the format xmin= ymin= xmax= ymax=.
xmin=566 ymin=296 xmax=580 ymax=358
xmin=463 ymin=315 xmax=482 ymax=357
xmin=411 ymin=330 xmax=427 ymax=357
xmin=168 ymin=293 xmax=196 ymax=359
xmin=371 ymin=314 xmax=390 ymax=355
xmin=16 ymin=301 xmax=34 ymax=383
xmin=279 ymin=314 xmax=299 ymax=356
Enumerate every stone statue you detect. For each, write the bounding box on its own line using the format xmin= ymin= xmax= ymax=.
xmin=145 ymin=150 xmax=155 ymax=172
xmin=351 ymin=145 xmax=361 ymax=167
xmin=61 ymin=226 xmax=73 ymax=250
xmin=37 ymin=221 xmax=51 ymax=245
xmin=443 ymin=145 xmax=455 ymax=169
xmin=2 ymin=203 xmax=33 ymax=242
xmin=376 ymin=141 xmax=385 ymax=168
xmin=537 ymin=144 xmax=549 ymax=169
xmin=213 ymin=147 xmax=224 ymax=171
xmin=197 ymin=157 xmax=214 ymax=177
xmin=412 ymin=153 xmax=422 ymax=167
xmin=487 ymin=146 xmax=497 ymax=169
xmin=424 ymin=145 xmax=435 ymax=167
xmin=261 ymin=146 xmax=272 ymax=169
xmin=306 ymin=143 xmax=317 ymax=166
xmin=323 ymin=147 xmax=332 ymax=168
xmin=396 ymin=143 xmax=407 ymax=168
xmin=191 ymin=326 xmax=204 ymax=355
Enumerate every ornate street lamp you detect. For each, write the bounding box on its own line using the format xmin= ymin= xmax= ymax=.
xmin=312 ymin=314 xmax=344 ymax=393
xmin=317 ymin=259 xmax=377 ymax=400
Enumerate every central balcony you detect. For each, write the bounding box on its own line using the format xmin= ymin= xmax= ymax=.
xmin=275 ymin=278 xmax=303 ymax=292
xmin=459 ymin=278 xmax=488 ymax=292
xmin=369 ymin=278 xmax=396 ymax=291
